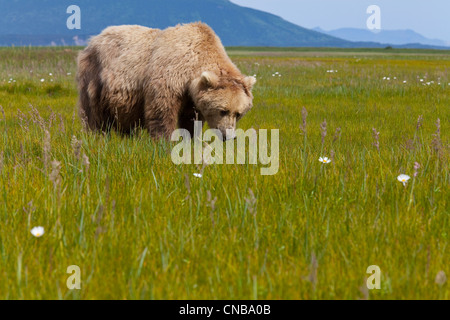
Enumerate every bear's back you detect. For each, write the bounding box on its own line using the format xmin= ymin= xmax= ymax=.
xmin=151 ymin=22 xmax=226 ymax=61
xmin=84 ymin=25 xmax=161 ymax=93
xmin=88 ymin=25 xmax=160 ymax=68
xmin=148 ymin=22 xmax=241 ymax=88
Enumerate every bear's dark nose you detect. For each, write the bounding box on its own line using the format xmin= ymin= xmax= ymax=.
xmin=222 ymin=135 xmax=237 ymax=141
xmin=222 ymin=128 xmax=237 ymax=141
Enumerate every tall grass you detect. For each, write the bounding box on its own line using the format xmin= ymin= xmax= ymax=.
xmin=0 ymin=47 xmax=448 ymax=299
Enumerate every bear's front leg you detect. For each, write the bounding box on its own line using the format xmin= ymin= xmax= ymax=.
xmin=144 ymin=88 xmax=182 ymax=139
xmin=178 ymin=100 xmax=205 ymax=137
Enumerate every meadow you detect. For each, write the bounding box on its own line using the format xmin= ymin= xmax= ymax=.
xmin=0 ymin=46 xmax=448 ymax=299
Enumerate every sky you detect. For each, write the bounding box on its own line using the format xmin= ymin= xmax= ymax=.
xmin=230 ymin=0 xmax=450 ymax=44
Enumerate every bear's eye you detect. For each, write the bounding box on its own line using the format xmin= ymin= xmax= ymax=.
xmin=235 ymin=112 xmax=241 ymax=119
xmin=220 ymin=110 xmax=229 ymax=116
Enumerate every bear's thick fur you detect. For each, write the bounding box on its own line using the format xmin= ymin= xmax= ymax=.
xmin=77 ymin=22 xmax=256 ymax=139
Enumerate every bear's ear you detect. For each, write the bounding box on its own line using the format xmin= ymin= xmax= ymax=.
xmin=200 ymin=71 xmax=219 ymax=88
xmin=243 ymin=76 xmax=256 ymax=90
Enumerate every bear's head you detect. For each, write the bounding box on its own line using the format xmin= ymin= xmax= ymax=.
xmin=189 ymin=71 xmax=256 ymax=140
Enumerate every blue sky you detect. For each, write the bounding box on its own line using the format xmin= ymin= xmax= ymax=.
xmin=230 ymin=0 xmax=450 ymax=44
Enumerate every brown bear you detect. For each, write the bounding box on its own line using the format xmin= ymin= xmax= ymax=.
xmin=76 ymin=22 xmax=256 ymax=140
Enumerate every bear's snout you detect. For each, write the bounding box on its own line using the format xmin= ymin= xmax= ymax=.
xmin=222 ymin=128 xmax=237 ymax=141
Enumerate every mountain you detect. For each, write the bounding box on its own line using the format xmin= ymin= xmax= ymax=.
xmin=0 ymin=0 xmax=349 ymax=47
xmin=314 ymin=27 xmax=447 ymax=47
xmin=0 ymin=0 xmax=447 ymax=48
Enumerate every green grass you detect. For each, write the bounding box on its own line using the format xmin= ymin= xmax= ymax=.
xmin=0 ymin=46 xmax=448 ymax=300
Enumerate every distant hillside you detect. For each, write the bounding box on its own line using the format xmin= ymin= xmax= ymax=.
xmin=0 ymin=0 xmax=349 ymax=47
xmin=314 ymin=27 xmax=447 ymax=47
xmin=0 ymin=0 xmax=447 ymax=49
